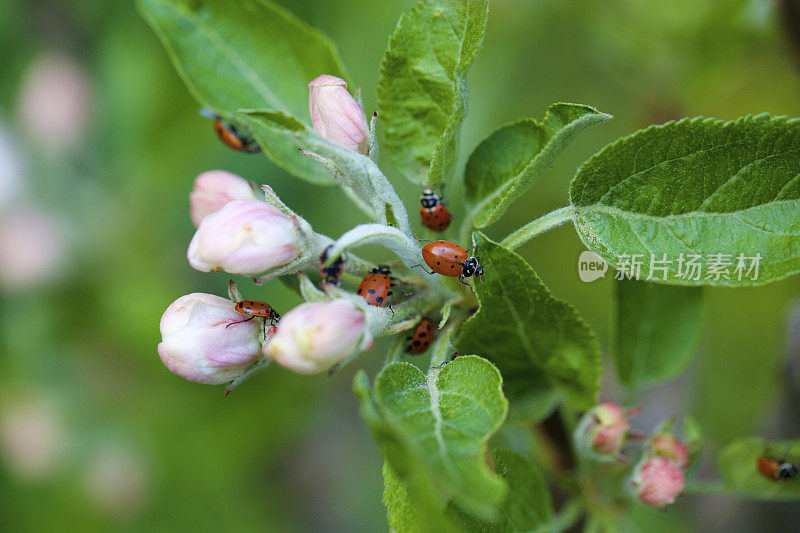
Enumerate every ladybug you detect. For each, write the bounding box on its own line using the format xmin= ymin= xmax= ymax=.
xmin=420 ymin=240 xmax=484 ymax=286
xmin=200 ymin=108 xmax=261 ymax=153
xmin=408 ymin=319 xmax=434 ymax=354
xmin=357 ymin=265 xmax=394 ymax=312
xmin=227 ymin=299 xmax=280 ymax=334
xmin=757 ymin=454 xmax=800 ymax=482
xmin=419 ymin=187 xmax=451 ymax=231
xmin=319 ymin=245 xmax=345 ymax=285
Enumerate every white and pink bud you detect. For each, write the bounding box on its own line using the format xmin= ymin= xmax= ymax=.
xmin=158 ymin=293 xmax=263 ymax=384
xmin=187 ymin=200 xmax=302 ymax=276
xmin=649 ymin=433 xmax=690 ymax=469
xmin=577 ymin=402 xmax=637 ymax=457
xmin=189 ymin=170 xmax=258 ymax=227
xmin=264 ymin=299 xmax=372 ymax=374
xmin=308 ymin=74 xmax=369 ymax=153
xmin=632 ymin=456 xmax=685 ymax=508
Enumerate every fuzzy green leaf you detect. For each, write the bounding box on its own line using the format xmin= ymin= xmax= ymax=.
xmin=384 ymin=450 xmax=554 ymax=532
xmin=570 ymin=114 xmax=800 ymax=286
xmin=466 ymin=104 xmax=612 ymax=228
xmin=355 ymin=355 xmax=508 ymax=520
xmin=719 ymin=437 xmax=800 ymax=499
xmin=377 ymin=0 xmax=489 ymax=186
xmin=138 ymin=0 xmax=348 ymax=184
xmin=456 ymin=232 xmax=602 ymax=412
xmin=615 ymin=279 xmax=704 ymax=388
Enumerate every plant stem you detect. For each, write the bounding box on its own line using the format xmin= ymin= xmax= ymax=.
xmin=501 ymin=206 xmax=574 ymax=250
xmin=551 ymin=499 xmax=584 ymax=531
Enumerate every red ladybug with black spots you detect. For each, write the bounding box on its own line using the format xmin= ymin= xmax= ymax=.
xmin=357 ymin=265 xmax=394 ymax=311
xmin=420 ymin=240 xmax=484 ymax=286
xmin=419 ymin=187 xmax=451 ymax=231
xmin=200 ymin=109 xmax=261 ymax=153
xmin=227 ymin=299 xmax=280 ymax=336
xmin=408 ymin=319 xmax=434 ymax=354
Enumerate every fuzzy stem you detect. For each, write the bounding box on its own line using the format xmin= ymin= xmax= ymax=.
xmin=501 ymin=206 xmax=574 ymax=250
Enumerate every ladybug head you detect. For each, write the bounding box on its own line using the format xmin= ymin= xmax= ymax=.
xmin=420 ymin=187 xmax=438 ymax=208
xmin=462 ymin=257 xmax=483 ymax=278
xmin=373 ymin=265 xmax=391 ymax=275
xmin=779 ymin=462 xmax=799 ymax=480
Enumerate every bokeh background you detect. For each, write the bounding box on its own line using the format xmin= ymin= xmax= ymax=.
xmin=2 ymin=0 xmax=800 ymax=530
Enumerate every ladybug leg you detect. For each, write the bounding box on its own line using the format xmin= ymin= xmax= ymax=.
xmin=459 ymin=276 xmax=476 ymax=295
xmin=387 ymin=291 xmax=395 ymax=317
xmin=411 ymin=264 xmax=436 ymax=275
xmin=226 ymin=316 xmax=255 ymax=328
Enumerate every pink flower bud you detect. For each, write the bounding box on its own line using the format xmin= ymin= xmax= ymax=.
xmin=308 ymin=74 xmax=369 ymax=153
xmin=158 ymin=293 xmax=263 ymax=384
xmin=581 ymin=402 xmax=632 ymax=456
xmin=189 ymin=170 xmax=257 ymax=227
xmin=187 ymin=200 xmax=301 ymax=275
xmin=633 ymin=457 xmax=685 ymax=507
xmin=264 ymin=299 xmax=371 ymax=374
xmin=650 ymin=433 xmax=690 ymax=469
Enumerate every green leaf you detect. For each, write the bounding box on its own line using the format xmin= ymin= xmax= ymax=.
xmin=570 ymin=114 xmax=800 ymax=286
xmin=452 ymin=449 xmax=555 ymax=532
xmin=719 ymin=437 xmax=800 ymax=499
xmin=138 ymin=0 xmax=348 ymax=184
xmin=455 ymin=232 xmax=602 ymax=412
xmin=383 ymin=462 xmax=460 ymax=533
xmin=355 ymin=355 xmax=508 ymax=520
xmin=384 ymin=450 xmax=555 ymax=533
xmin=614 ymin=279 xmax=704 ymax=388
xmin=466 ymin=104 xmax=612 ymax=228
xmin=377 ymin=0 xmax=489 ymax=186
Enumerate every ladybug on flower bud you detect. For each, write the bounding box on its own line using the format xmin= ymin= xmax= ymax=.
xmin=319 ymin=245 xmax=345 ymax=285
xmin=357 ymin=265 xmax=395 ymax=312
xmin=228 ymin=299 xmax=280 ymax=337
xmin=419 ymin=187 xmax=451 ymax=231
xmin=200 ymin=109 xmax=261 ymax=153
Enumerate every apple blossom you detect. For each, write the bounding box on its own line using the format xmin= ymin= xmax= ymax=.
xmin=264 ymin=299 xmax=372 ymax=374
xmin=576 ymin=402 xmax=636 ymax=457
xmin=649 ymin=433 xmax=690 ymax=469
xmin=158 ymin=293 xmax=263 ymax=384
xmin=189 ymin=170 xmax=258 ymax=227
xmin=187 ymin=200 xmax=302 ymax=275
xmin=633 ymin=456 xmax=685 ymax=508
xmin=308 ymin=74 xmax=369 ymax=153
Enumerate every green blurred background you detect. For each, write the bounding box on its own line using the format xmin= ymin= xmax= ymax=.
xmin=1 ymin=0 xmax=800 ymax=530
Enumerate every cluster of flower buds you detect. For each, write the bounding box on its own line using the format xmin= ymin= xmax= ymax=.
xmin=158 ymin=74 xmax=395 ymax=386
xmin=575 ymin=402 xmax=692 ymax=509
xmin=632 ymin=431 xmax=690 ymax=508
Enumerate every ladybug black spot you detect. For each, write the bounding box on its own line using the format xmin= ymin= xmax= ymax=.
xmin=368 ymin=289 xmax=376 ymax=294
xmin=436 ymin=261 xmax=441 ymax=265
xmin=418 ymin=331 xmax=427 ymax=338
xmin=357 ymin=289 xmax=363 ymax=294
xmin=450 ymin=265 xmax=455 ymax=269
xmin=413 ymin=340 xmax=421 ymax=346
xmin=376 ymin=296 xmax=384 ymax=303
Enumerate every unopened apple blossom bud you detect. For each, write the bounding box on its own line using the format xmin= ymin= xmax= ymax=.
xmin=650 ymin=433 xmax=690 ymax=469
xmin=264 ymin=299 xmax=372 ymax=374
xmin=308 ymin=74 xmax=369 ymax=153
xmin=158 ymin=293 xmax=263 ymax=384
xmin=189 ymin=170 xmax=257 ymax=227
xmin=633 ymin=456 xmax=685 ymax=507
xmin=577 ymin=402 xmax=634 ymax=457
xmin=187 ymin=200 xmax=302 ymax=275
